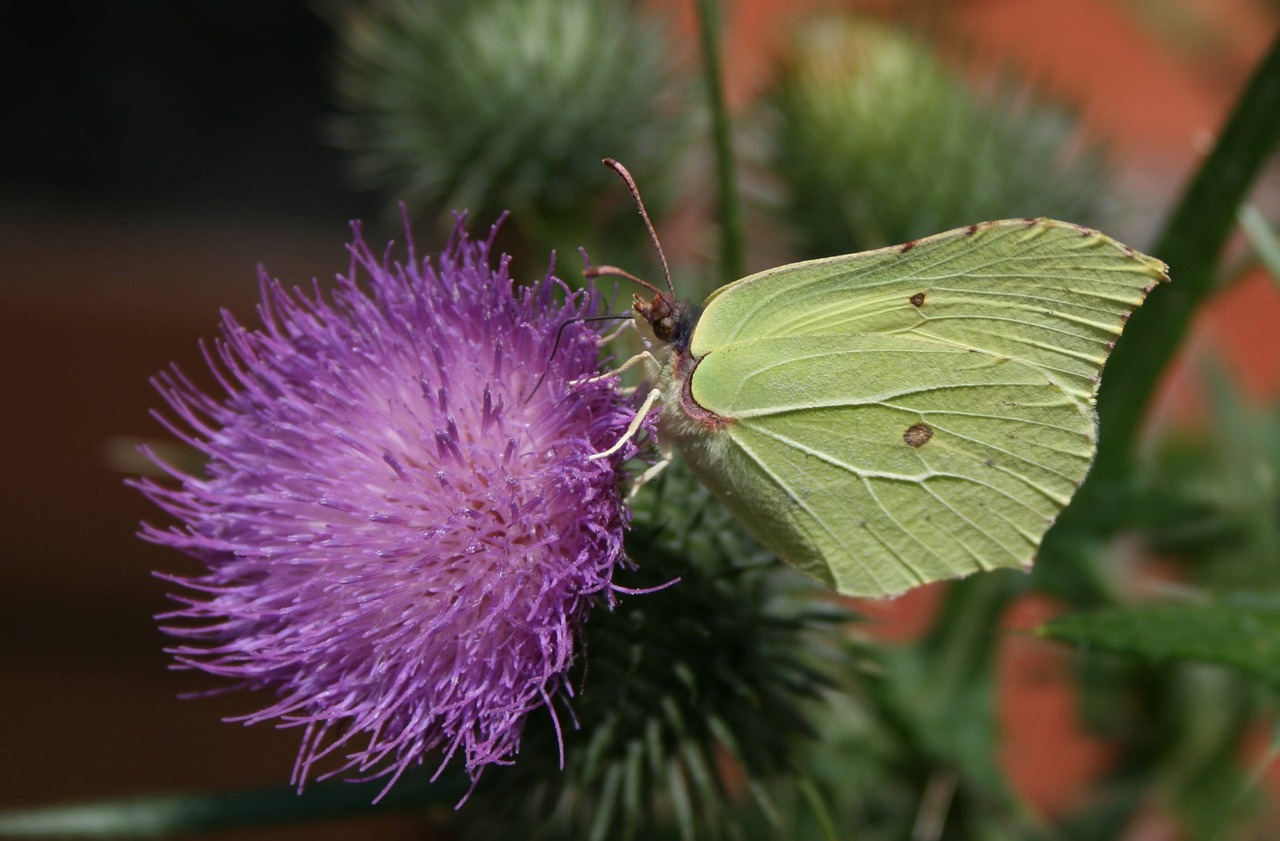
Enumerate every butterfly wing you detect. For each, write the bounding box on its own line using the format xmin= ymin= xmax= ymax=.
xmin=672 ymin=219 xmax=1167 ymax=597
xmin=692 ymin=219 xmax=1168 ymax=404
xmin=677 ymin=334 xmax=1090 ymax=596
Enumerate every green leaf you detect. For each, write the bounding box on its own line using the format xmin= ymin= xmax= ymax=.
xmin=1040 ymin=605 xmax=1280 ymax=685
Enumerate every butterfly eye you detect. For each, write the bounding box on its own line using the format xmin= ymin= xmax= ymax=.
xmin=657 ymin=316 xmax=676 ymax=340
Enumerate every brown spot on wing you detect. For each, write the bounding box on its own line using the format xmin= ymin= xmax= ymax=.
xmin=910 ymin=292 xmax=926 ymax=308
xmin=903 ymin=423 xmax=933 ymax=448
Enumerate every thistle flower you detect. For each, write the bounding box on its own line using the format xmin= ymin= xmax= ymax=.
xmin=460 ymin=460 xmax=853 ymax=841
xmin=134 ymin=215 xmax=639 ymax=797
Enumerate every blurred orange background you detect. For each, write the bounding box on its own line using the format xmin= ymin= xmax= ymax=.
xmin=2 ymin=1 xmax=1277 ymax=838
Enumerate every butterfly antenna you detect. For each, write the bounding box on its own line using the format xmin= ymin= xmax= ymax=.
xmin=522 ymin=313 xmax=633 ymax=404
xmin=603 ymin=158 xmax=675 ymax=298
xmin=583 ymin=264 xmax=665 ymax=297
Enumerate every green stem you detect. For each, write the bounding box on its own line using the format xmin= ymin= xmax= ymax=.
xmin=920 ymin=572 xmax=1018 ymax=718
xmin=1045 ymin=30 xmax=1280 ymax=560
xmin=694 ymin=0 xmax=745 ymax=284
xmin=1088 ymin=31 xmax=1280 ymax=486
xmin=881 ymin=574 xmax=1022 ymax=796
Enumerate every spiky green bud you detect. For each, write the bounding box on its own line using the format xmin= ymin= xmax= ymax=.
xmin=331 ymin=0 xmax=684 ymax=247
xmin=455 ymin=461 xmax=853 ymax=841
xmin=770 ymin=16 xmax=1113 ymax=257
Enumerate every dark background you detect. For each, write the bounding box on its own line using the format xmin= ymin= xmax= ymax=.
xmin=0 ymin=4 xmax=428 ymax=837
xmin=0 ymin=3 xmax=364 ymax=214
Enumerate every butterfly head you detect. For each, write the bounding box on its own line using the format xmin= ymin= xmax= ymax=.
xmin=634 ymin=291 xmax=697 ymax=351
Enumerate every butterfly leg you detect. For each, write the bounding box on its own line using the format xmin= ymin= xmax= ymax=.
xmin=571 ymin=351 xmax=657 ymax=387
xmin=627 ymin=453 xmax=671 ymax=500
xmin=588 ymin=387 xmax=661 ymax=462
xmin=597 ymin=319 xmax=635 ymax=346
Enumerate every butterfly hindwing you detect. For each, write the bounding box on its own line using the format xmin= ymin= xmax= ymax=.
xmin=678 ymin=334 xmax=1094 ymax=596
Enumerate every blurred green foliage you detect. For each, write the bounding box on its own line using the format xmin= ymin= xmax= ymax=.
xmin=331 ymin=0 xmax=685 ymax=258
xmin=769 ymin=17 xmax=1112 ymax=257
xmin=1043 ymin=605 xmax=1280 ymax=686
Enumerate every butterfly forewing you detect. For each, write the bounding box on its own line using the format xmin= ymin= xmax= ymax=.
xmin=691 ymin=220 xmax=1167 ymax=402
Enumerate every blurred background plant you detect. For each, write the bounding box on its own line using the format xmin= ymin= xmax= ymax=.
xmin=1 ymin=1 xmax=1278 ymax=840
xmin=329 ymin=0 xmax=687 ymax=263
xmin=767 ymin=16 xmax=1114 ymax=257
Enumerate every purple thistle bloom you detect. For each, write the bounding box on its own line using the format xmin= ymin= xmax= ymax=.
xmin=134 ymin=215 xmax=638 ymax=798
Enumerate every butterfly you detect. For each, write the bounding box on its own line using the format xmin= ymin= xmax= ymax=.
xmin=591 ymin=159 xmax=1168 ymax=598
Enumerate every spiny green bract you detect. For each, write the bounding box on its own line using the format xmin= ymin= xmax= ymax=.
xmin=454 ymin=460 xmax=854 ymax=841
xmin=331 ymin=0 xmax=683 ymax=234
xmin=770 ymin=15 xmax=1113 ymax=257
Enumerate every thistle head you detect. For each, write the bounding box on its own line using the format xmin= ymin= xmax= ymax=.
xmin=770 ymin=15 xmax=1113 ymax=256
xmin=331 ymin=0 xmax=684 ymax=247
xmin=458 ymin=461 xmax=853 ymax=839
xmin=135 ymin=214 xmax=641 ymax=797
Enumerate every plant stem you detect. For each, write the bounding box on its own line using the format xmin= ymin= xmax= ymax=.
xmin=694 ymin=0 xmax=745 ymax=284
xmin=1048 ymin=30 xmax=1280 ymax=552
xmin=1090 ymin=31 xmax=1280 ymax=485
xmin=921 ymin=572 xmax=1016 ymax=718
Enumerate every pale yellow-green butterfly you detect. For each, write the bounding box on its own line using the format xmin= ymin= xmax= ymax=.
xmin=590 ymin=160 xmax=1168 ymax=599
